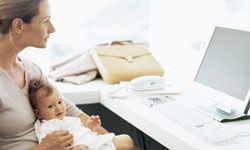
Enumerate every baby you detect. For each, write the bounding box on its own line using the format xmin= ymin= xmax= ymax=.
xmin=28 ymin=80 xmax=116 ymax=150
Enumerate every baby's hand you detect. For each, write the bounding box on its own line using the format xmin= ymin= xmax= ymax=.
xmin=85 ymin=115 xmax=101 ymax=131
xmin=90 ymin=115 xmax=101 ymax=126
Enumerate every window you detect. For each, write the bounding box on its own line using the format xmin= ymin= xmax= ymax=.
xmin=19 ymin=0 xmax=151 ymax=73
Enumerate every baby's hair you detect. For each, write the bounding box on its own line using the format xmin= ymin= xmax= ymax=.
xmin=28 ymin=80 xmax=54 ymax=109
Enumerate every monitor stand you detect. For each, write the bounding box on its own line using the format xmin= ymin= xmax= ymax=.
xmin=197 ymin=104 xmax=250 ymax=123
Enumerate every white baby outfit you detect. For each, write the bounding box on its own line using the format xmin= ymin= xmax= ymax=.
xmin=35 ymin=116 xmax=115 ymax=150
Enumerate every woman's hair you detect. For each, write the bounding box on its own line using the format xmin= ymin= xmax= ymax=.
xmin=29 ymin=80 xmax=53 ymax=109
xmin=0 ymin=0 xmax=44 ymax=34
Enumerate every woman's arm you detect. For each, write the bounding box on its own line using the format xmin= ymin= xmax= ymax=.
xmin=79 ymin=113 xmax=108 ymax=134
xmin=29 ymin=131 xmax=74 ymax=150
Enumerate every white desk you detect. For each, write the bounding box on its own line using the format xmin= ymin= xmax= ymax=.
xmin=100 ymin=90 xmax=250 ymax=150
xmin=53 ymin=80 xmax=250 ymax=150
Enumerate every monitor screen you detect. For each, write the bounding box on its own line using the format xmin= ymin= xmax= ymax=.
xmin=195 ymin=27 xmax=250 ymax=102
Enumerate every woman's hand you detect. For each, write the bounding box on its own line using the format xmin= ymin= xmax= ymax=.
xmin=39 ymin=130 xmax=74 ymax=150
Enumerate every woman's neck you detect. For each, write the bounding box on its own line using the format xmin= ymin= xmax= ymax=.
xmin=0 ymin=34 xmax=20 ymax=70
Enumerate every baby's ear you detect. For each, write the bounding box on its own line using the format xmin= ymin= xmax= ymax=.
xmin=34 ymin=109 xmax=42 ymax=119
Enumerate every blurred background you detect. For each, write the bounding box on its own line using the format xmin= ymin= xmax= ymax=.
xmin=19 ymin=0 xmax=250 ymax=77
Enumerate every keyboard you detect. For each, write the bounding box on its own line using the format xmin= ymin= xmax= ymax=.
xmin=156 ymin=102 xmax=239 ymax=145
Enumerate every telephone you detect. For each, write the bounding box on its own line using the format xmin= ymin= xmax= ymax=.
xmin=129 ymin=75 xmax=165 ymax=92
xmin=107 ymin=75 xmax=183 ymax=98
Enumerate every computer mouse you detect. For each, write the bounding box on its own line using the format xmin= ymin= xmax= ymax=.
xmin=129 ymin=75 xmax=165 ymax=91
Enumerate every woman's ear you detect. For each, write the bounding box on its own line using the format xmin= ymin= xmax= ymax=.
xmin=11 ymin=18 xmax=24 ymax=34
xmin=34 ymin=109 xmax=42 ymax=119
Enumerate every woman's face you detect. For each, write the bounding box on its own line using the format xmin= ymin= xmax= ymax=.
xmin=21 ymin=0 xmax=55 ymax=48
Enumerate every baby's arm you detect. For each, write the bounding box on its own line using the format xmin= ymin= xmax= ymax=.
xmin=72 ymin=145 xmax=88 ymax=150
xmin=79 ymin=113 xmax=108 ymax=134
xmin=84 ymin=115 xmax=101 ymax=132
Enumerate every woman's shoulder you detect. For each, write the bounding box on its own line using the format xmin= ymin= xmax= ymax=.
xmin=20 ymin=57 xmax=46 ymax=81
xmin=21 ymin=57 xmax=41 ymax=71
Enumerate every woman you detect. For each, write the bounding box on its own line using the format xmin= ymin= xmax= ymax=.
xmin=0 ymin=0 xmax=133 ymax=150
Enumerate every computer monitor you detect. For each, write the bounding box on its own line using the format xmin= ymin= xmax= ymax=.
xmin=191 ymin=26 xmax=250 ymax=121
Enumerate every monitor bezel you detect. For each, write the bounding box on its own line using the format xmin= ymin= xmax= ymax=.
xmin=191 ymin=26 xmax=250 ymax=114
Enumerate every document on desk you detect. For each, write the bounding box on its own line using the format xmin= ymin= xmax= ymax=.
xmin=141 ymin=95 xmax=175 ymax=107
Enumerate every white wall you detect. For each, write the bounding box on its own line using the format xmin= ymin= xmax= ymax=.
xmin=148 ymin=0 xmax=250 ymax=80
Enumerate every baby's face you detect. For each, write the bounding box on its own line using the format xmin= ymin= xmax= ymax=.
xmin=35 ymin=89 xmax=66 ymax=120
